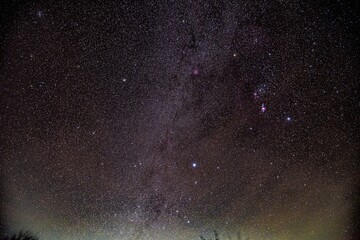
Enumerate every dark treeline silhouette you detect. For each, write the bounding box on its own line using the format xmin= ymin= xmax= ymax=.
xmin=2 ymin=229 xmax=251 ymax=240
xmin=0 ymin=231 xmax=39 ymax=240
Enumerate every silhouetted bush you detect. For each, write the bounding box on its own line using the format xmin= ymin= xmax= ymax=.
xmin=0 ymin=231 xmax=39 ymax=240
xmin=200 ymin=230 xmax=249 ymax=240
xmin=200 ymin=230 xmax=219 ymax=240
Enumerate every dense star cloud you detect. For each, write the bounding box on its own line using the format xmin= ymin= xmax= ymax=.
xmin=0 ymin=0 xmax=359 ymax=239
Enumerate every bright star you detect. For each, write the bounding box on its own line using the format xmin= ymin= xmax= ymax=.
xmin=37 ymin=11 xmax=44 ymax=18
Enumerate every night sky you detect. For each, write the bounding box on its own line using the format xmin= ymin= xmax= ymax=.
xmin=0 ymin=1 xmax=359 ymax=239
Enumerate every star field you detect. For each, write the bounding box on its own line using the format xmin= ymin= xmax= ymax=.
xmin=0 ymin=1 xmax=359 ymax=239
